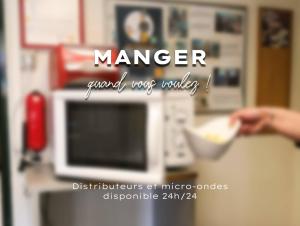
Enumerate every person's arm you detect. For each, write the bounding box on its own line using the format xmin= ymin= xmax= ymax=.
xmin=230 ymin=107 xmax=300 ymax=141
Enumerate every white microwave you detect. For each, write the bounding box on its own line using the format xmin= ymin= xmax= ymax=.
xmin=52 ymin=90 xmax=194 ymax=184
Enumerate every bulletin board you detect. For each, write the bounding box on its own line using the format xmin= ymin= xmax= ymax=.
xmin=104 ymin=1 xmax=247 ymax=112
xmin=19 ymin=0 xmax=85 ymax=48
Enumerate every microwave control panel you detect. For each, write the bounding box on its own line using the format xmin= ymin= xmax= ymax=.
xmin=164 ymin=92 xmax=194 ymax=168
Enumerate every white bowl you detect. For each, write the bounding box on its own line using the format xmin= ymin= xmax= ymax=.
xmin=184 ymin=116 xmax=241 ymax=160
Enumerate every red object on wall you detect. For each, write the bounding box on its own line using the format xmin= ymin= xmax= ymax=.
xmin=26 ymin=91 xmax=46 ymax=152
xmin=51 ymin=45 xmax=119 ymax=89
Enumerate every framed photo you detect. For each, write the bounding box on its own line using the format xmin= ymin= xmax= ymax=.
xmin=260 ymin=8 xmax=292 ymax=48
xmin=168 ymin=7 xmax=188 ymax=38
xmin=215 ymin=11 xmax=243 ymax=34
xmin=20 ymin=0 xmax=85 ymax=48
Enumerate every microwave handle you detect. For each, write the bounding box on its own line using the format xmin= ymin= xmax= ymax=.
xmin=147 ymin=102 xmax=164 ymax=168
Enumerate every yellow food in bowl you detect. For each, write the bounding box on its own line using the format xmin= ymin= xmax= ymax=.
xmin=202 ymin=133 xmax=225 ymax=144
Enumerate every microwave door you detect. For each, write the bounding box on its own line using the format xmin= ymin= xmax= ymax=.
xmin=67 ymin=102 xmax=147 ymax=170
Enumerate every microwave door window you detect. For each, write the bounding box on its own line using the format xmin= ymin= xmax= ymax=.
xmin=66 ymin=102 xmax=147 ymax=171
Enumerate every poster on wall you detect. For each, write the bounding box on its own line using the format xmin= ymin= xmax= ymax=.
xmin=115 ymin=5 xmax=163 ymax=78
xmin=20 ymin=0 xmax=84 ymax=48
xmin=260 ymin=8 xmax=291 ymax=48
xmin=116 ymin=6 xmax=163 ymax=50
xmin=105 ymin=1 xmax=246 ymax=112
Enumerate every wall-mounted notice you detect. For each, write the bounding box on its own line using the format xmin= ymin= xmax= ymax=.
xmin=179 ymin=6 xmax=246 ymax=113
xmin=20 ymin=0 xmax=85 ymax=48
xmin=105 ymin=1 xmax=247 ymax=112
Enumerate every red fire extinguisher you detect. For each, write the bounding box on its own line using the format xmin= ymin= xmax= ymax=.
xmin=26 ymin=91 xmax=46 ymax=154
xmin=19 ymin=91 xmax=47 ymax=171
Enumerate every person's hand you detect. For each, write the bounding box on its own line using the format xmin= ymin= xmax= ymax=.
xmin=230 ymin=107 xmax=300 ymax=140
xmin=230 ymin=108 xmax=273 ymax=135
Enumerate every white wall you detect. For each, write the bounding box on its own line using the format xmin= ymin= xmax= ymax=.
xmin=289 ymin=1 xmax=300 ymax=225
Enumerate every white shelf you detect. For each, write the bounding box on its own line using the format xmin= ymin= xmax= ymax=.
xmin=25 ymin=164 xmax=73 ymax=194
xmin=25 ymin=164 xmax=198 ymax=195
